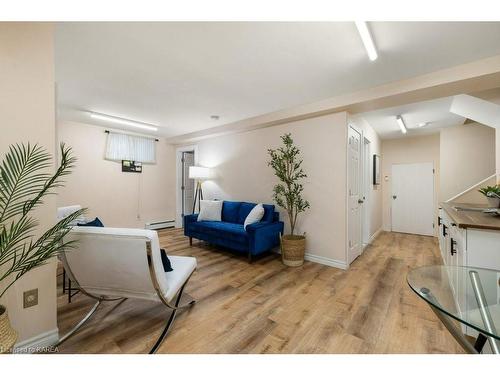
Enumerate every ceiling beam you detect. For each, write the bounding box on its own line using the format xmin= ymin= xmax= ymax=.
xmin=167 ymin=54 xmax=500 ymax=145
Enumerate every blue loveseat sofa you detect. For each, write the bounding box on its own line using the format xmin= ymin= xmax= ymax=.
xmin=184 ymin=201 xmax=284 ymax=262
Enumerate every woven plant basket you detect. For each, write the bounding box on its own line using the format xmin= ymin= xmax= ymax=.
xmin=0 ymin=305 xmax=17 ymax=354
xmin=281 ymin=235 xmax=306 ymax=267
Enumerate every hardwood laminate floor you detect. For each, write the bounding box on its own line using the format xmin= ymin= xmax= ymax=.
xmin=56 ymin=230 xmax=464 ymax=354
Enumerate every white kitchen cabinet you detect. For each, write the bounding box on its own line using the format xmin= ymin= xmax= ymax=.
xmin=438 ymin=204 xmax=500 ymax=349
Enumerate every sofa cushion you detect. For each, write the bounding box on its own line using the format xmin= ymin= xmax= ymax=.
xmin=222 ymin=201 xmax=241 ymax=223
xmin=197 ymin=200 xmax=223 ymax=222
xmin=237 ymin=202 xmax=256 ymax=224
xmin=190 ymin=221 xmax=248 ymax=244
xmin=244 ymin=203 xmax=265 ymax=229
xmin=262 ymin=204 xmax=275 ymax=223
xmin=237 ymin=202 xmax=275 ymax=224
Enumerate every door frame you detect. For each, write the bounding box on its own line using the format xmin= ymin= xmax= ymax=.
xmin=346 ymin=123 xmax=364 ymax=266
xmin=362 ymin=137 xmax=371 ymax=248
xmin=390 ymin=161 xmax=435 ymax=236
xmin=175 ymin=145 xmax=198 ymax=228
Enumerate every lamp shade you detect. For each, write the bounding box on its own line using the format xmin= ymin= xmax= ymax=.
xmin=189 ymin=166 xmax=211 ymax=180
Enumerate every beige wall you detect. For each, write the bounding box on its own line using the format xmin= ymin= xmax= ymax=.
xmin=381 ymin=134 xmax=441 ymax=234
xmin=452 ymin=176 xmax=496 ymax=205
xmin=192 ymin=112 xmax=349 ymax=267
xmin=440 ymin=122 xmax=496 ymax=202
xmin=0 ymin=23 xmax=57 ymax=344
xmin=349 ymin=115 xmax=383 ymax=241
xmin=57 ymin=121 xmax=176 ymax=228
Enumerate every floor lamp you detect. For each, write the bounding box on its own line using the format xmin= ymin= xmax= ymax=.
xmin=189 ymin=166 xmax=211 ymax=214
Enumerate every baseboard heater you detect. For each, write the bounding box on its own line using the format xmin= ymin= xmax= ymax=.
xmin=145 ymin=219 xmax=176 ymax=230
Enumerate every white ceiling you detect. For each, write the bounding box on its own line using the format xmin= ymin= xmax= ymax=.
xmin=360 ymin=96 xmax=466 ymax=139
xmin=55 ymin=22 xmax=500 ymax=137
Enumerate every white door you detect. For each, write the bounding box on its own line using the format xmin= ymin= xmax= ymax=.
xmin=348 ymin=125 xmax=363 ymax=264
xmin=391 ymin=162 xmax=434 ymax=236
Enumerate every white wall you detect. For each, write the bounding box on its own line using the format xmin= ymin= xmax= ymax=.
xmin=0 ymin=23 xmax=58 ymax=345
xmin=381 ymin=134 xmax=441 ymax=235
xmin=440 ymin=122 xmax=496 ymax=202
xmin=57 ymin=121 xmax=176 ymax=228
xmin=190 ymin=112 xmax=349 ymax=267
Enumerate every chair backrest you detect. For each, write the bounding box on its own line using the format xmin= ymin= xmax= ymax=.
xmin=62 ymin=226 xmax=168 ymax=302
xmin=57 ymin=205 xmax=82 ymax=219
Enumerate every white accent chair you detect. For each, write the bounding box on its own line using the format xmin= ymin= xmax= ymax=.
xmin=58 ymin=226 xmax=197 ymax=353
xmin=57 ymin=204 xmax=86 ymax=223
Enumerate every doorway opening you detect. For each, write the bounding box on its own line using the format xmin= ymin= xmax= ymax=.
xmin=175 ymin=146 xmax=198 ymax=227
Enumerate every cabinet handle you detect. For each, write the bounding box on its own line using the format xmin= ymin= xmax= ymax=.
xmin=450 ymin=238 xmax=457 ymax=256
xmin=438 ymin=216 xmax=442 ymax=226
xmin=442 ymin=224 xmax=447 ymax=236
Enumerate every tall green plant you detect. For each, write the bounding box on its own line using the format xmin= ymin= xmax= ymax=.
xmin=268 ymin=133 xmax=310 ymax=236
xmin=0 ymin=143 xmax=86 ymax=299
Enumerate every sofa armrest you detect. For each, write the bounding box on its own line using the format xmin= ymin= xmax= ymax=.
xmin=183 ymin=214 xmax=198 ymax=237
xmin=246 ymin=221 xmax=284 ymax=254
xmin=184 ymin=214 xmax=198 ymax=225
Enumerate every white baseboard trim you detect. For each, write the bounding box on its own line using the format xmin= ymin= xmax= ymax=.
xmin=367 ymin=228 xmax=383 ymax=245
xmin=13 ymin=328 xmax=59 ymax=353
xmin=304 ymin=253 xmax=348 ymax=270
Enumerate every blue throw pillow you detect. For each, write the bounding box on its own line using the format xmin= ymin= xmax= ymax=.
xmin=77 ymin=217 xmax=104 ymax=227
xmin=160 ymin=249 xmax=173 ymax=272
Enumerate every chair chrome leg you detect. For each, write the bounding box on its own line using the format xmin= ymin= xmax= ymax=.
xmin=57 ymin=299 xmax=102 ymax=346
xmin=149 ymin=281 xmax=194 ymax=354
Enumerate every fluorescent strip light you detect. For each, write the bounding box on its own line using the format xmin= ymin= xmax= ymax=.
xmin=396 ymin=115 xmax=407 ymax=134
xmin=355 ymin=21 xmax=378 ymax=61
xmin=90 ymin=112 xmax=158 ymax=132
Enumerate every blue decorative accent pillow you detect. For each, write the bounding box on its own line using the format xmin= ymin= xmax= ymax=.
xmin=160 ymin=249 xmax=173 ymax=272
xmin=77 ymin=217 xmax=104 ymax=227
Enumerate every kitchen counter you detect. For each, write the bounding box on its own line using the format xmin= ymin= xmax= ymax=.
xmin=440 ymin=202 xmax=500 ymax=231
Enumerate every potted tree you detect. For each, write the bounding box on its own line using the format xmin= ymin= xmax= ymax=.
xmin=0 ymin=143 xmax=85 ymax=353
xmin=268 ymin=133 xmax=310 ymax=267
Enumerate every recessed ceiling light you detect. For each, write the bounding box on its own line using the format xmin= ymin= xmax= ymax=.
xmin=210 ymin=115 xmax=220 ymax=120
xmin=396 ymin=115 xmax=407 ymax=134
xmin=355 ymin=21 xmax=378 ymax=61
xmin=418 ymin=122 xmax=429 ymax=128
xmin=89 ymin=112 xmax=158 ymax=132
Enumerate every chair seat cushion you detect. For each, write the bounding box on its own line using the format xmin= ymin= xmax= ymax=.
xmin=164 ymin=256 xmax=197 ymax=302
xmin=190 ymin=221 xmax=248 ymax=243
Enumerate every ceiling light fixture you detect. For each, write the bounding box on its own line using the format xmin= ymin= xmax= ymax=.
xmin=396 ymin=115 xmax=407 ymax=134
xmin=355 ymin=21 xmax=378 ymax=61
xmin=89 ymin=112 xmax=158 ymax=132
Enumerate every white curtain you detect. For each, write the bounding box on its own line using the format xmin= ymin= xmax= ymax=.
xmin=105 ymin=132 xmax=156 ymax=163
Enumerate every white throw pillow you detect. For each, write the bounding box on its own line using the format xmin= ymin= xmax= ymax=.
xmin=197 ymin=200 xmax=223 ymax=222
xmin=244 ymin=203 xmax=265 ymax=229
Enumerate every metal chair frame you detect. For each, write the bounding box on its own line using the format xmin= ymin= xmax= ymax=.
xmin=56 ymin=240 xmax=196 ymax=354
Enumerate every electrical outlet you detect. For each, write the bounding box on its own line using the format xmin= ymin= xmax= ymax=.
xmin=23 ymin=288 xmax=38 ymax=309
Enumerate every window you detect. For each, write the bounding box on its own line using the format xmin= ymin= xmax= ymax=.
xmin=105 ymin=132 xmax=156 ymax=163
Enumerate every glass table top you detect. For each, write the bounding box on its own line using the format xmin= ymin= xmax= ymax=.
xmin=407 ymin=265 xmax=500 ymax=341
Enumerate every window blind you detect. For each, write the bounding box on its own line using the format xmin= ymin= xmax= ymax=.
xmin=105 ymin=132 xmax=156 ymax=163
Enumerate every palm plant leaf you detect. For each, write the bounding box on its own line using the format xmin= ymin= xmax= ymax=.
xmin=0 ymin=142 xmax=85 ymax=299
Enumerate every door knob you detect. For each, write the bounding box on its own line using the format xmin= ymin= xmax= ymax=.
xmin=392 ymin=195 xmax=397 ymax=200
xmin=358 ymin=199 xmax=364 ymax=204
